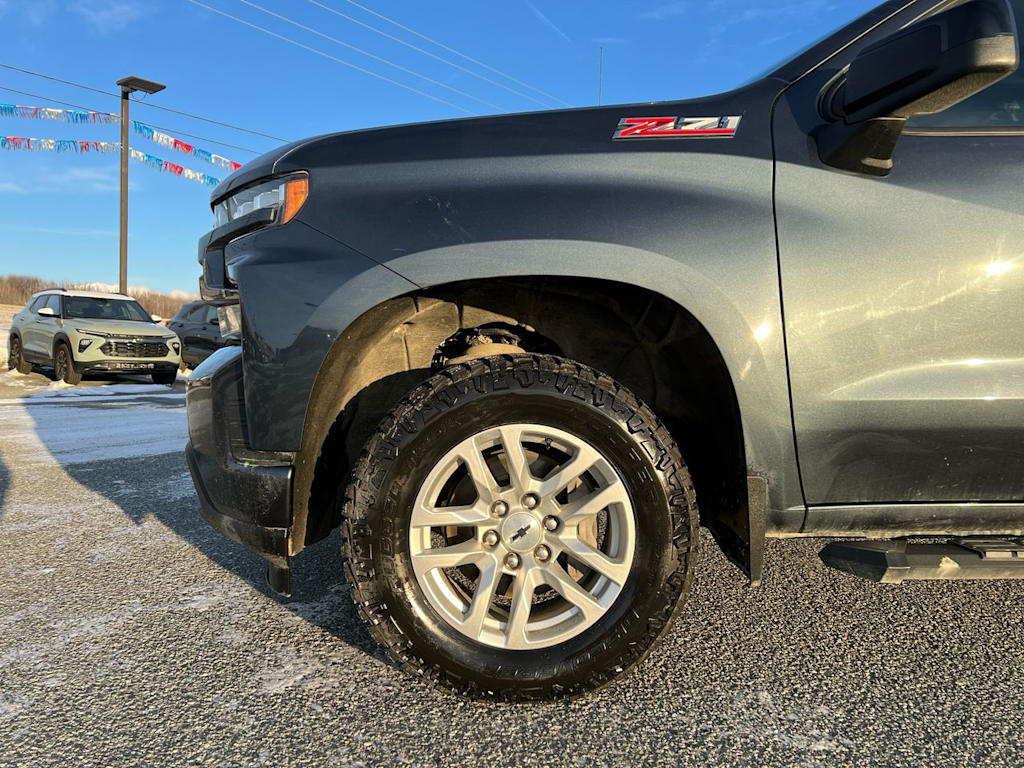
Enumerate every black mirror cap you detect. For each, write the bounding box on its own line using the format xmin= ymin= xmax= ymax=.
xmin=842 ymin=0 xmax=1018 ymax=124
xmin=817 ymin=0 xmax=1018 ymax=176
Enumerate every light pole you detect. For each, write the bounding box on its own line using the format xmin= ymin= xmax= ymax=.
xmin=116 ymin=76 xmax=165 ymax=295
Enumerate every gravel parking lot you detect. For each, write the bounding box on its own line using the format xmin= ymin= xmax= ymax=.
xmin=1 ymin=371 xmax=1022 ymax=768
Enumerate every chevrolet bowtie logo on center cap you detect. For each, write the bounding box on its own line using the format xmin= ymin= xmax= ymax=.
xmin=510 ymin=524 xmax=532 ymax=542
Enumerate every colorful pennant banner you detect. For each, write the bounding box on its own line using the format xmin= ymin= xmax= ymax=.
xmin=131 ymin=122 xmax=241 ymax=171
xmin=0 ymin=103 xmax=118 ymax=124
xmin=1 ymin=136 xmax=220 ymax=187
xmin=0 ymin=103 xmax=244 ymax=172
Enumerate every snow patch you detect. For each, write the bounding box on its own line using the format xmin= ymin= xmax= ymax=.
xmin=0 ymin=398 xmax=186 ymax=465
xmin=177 ymin=583 xmax=247 ymax=611
xmin=27 ymin=381 xmax=180 ymax=399
xmin=0 ymin=693 xmax=32 ymax=720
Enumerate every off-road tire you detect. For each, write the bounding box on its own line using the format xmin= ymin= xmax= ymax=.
xmin=8 ymin=336 xmax=31 ymax=374
xmin=54 ymin=342 xmax=82 ymax=385
xmin=340 ymin=354 xmax=698 ymax=700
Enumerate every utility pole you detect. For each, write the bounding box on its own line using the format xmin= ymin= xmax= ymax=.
xmin=116 ymin=76 xmax=165 ymax=294
xmin=598 ymin=46 xmax=604 ymax=105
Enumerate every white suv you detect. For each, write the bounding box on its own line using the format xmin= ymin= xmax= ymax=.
xmin=7 ymin=289 xmax=181 ymax=385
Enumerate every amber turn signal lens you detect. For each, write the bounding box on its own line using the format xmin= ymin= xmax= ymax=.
xmin=281 ymin=176 xmax=309 ymax=224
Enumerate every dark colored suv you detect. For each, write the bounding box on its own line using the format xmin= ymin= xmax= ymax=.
xmin=167 ymin=301 xmax=227 ymax=370
xmin=186 ymin=0 xmax=1024 ymax=700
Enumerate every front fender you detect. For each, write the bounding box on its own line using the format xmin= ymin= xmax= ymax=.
xmin=385 ymin=239 xmax=797 ymax=518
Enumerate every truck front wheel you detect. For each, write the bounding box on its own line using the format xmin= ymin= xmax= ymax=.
xmin=341 ymin=354 xmax=697 ymax=700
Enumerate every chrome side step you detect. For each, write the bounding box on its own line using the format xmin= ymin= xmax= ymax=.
xmin=819 ymin=538 xmax=1024 ymax=583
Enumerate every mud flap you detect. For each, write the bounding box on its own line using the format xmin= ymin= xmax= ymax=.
xmin=706 ymin=475 xmax=767 ymax=586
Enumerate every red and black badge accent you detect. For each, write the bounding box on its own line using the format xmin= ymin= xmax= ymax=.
xmin=612 ymin=115 xmax=741 ymax=140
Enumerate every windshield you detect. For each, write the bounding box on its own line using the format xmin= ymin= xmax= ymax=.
xmin=741 ymin=1 xmax=881 ymax=84
xmin=63 ymin=296 xmax=151 ymax=322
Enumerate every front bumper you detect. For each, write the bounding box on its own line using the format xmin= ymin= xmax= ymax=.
xmin=73 ymin=334 xmax=180 ymax=372
xmin=185 ymin=346 xmax=294 ymax=574
xmin=75 ymin=360 xmax=178 ymax=375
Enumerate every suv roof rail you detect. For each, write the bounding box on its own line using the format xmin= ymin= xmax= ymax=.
xmin=40 ymin=287 xmax=66 ymax=293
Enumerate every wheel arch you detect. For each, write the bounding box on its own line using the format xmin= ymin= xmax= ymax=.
xmin=292 ymin=264 xmax=796 ymax=582
xmin=52 ymin=332 xmax=73 ymax=359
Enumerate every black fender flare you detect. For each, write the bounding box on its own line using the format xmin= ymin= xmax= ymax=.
xmin=52 ymin=332 xmax=73 ymax=360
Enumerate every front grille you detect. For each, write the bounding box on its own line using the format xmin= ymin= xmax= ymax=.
xmin=100 ymin=340 xmax=169 ymax=358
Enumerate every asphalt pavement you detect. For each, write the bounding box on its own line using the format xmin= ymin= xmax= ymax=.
xmin=0 ymin=369 xmax=1022 ymax=768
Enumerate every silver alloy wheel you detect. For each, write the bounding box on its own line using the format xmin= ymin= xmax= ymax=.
xmin=409 ymin=423 xmax=636 ymax=650
xmin=56 ymin=347 xmax=68 ymax=379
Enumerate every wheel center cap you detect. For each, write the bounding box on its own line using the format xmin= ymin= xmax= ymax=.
xmin=500 ymin=511 xmax=542 ymax=552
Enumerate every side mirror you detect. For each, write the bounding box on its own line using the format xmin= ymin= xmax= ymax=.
xmin=151 ymin=314 xmax=163 ymax=323
xmin=37 ymin=307 xmax=56 ymax=317
xmin=209 ymin=317 xmax=220 ymax=326
xmin=817 ymin=0 xmax=1018 ymax=175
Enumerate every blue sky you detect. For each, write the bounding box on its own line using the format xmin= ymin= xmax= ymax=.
xmin=0 ymin=0 xmax=875 ymax=295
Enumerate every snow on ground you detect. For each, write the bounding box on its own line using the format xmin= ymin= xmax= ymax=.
xmin=0 ymin=396 xmax=186 ymax=465
xmin=27 ymin=381 xmax=180 ymax=399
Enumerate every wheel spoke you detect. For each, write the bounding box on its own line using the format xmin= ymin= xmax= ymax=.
xmin=541 ymin=564 xmax=605 ymax=622
xmin=453 ymin=436 xmax=500 ymax=505
xmin=535 ymin=443 xmax=601 ymax=499
xmin=498 ymin=425 xmax=534 ymax=493
xmin=560 ymin=480 xmax=629 ymax=526
xmin=503 ymin=568 xmax=536 ymax=647
xmin=409 ymin=421 xmax=637 ymax=651
xmin=410 ymin=501 xmax=491 ymax=530
xmin=410 ymin=538 xmax=483 ymax=570
xmin=556 ymin=536 xmax=631 ymax=585
xmin=461 ymin=553 xmax=501 ymax=639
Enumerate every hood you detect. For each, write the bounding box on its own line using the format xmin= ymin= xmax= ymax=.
xmin=210 ymin=79 xmax=786 ymax=202
xmin=69 ymin=319 xmax=172 ymax=337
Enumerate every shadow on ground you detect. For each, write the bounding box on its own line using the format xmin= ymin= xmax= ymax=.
xmin=23 ymin=392 xmax=380 ymax=657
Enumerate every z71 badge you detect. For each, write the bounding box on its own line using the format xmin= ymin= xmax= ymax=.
xmin=612 ymin=115 xmax=741 ymax=140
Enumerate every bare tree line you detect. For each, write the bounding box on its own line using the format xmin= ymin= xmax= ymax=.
xmin=0 ymin=275 xmax=195 ymax=320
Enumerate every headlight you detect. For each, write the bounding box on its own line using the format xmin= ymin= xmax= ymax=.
xmin=78 ymin=339 xmax=93 ymax=353
xmin=75 ymin=328 xmax=108 ymax=337
xmin=212 ymin=173 xmax=308 ymax=228
xmin=217 ymin=304 xmax=242 ymax=337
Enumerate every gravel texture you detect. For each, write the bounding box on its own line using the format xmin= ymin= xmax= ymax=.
xmin=0 ymin=384 xmax=1022 ymax=767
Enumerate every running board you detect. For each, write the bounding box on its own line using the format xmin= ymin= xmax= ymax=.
xmin=819 ymin=539 xmax=1024 ymax=583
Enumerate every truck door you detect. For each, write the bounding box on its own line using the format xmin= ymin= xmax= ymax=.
xmin=773 ymin=1 xmax=1024 ymax=512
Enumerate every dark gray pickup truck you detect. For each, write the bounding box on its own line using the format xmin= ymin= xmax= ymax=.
xmin=186 ymin=0 xmax=1024 ymax=699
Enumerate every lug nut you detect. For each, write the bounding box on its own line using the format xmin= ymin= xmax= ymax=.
xmin=542 ymin=515 xmax=559 ymax=532
xmin=504 ymin=553 xmax=521 ymax=569
xmin=522 ymin=493 xmax=539 ymax=510
xmin=491 ymin=500 xmax=509 ymax=517
xmin=534 ymin=545 xmax=551 ymax=563
xmin=482 ymin=530 xmax=499 ymax=547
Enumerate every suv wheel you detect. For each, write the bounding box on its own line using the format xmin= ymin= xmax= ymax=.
xmin=342 ymin=355 xmax=697 ymax=700
xmin=54 ymin=342 xmax=82 ymax=385
xmin=8 ymin=336 xmax=31 ymax=374
xmin=152 ymin=369 xmax=176 ymax=385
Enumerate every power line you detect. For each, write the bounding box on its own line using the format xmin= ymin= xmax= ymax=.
xmin=338 ymin=0 xmax=573 ymax=108
xmin=0 ymin=84 xmax=261 ymax=154
xmin=240 ymin=0 xmax=504 ymax=112
xmin=0 ymin=62 xmax=289 ymax=142
xmin=189 ymin=0 xmax=477 ymax=116
xmin=306 ymin=0 xmax=555 ymax=109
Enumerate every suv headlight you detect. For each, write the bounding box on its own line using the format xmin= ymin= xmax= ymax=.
xmin=76 ymin=328 xmax=109 ymax=337
xmin=212 ymin=173 xmax=308 ymax=228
